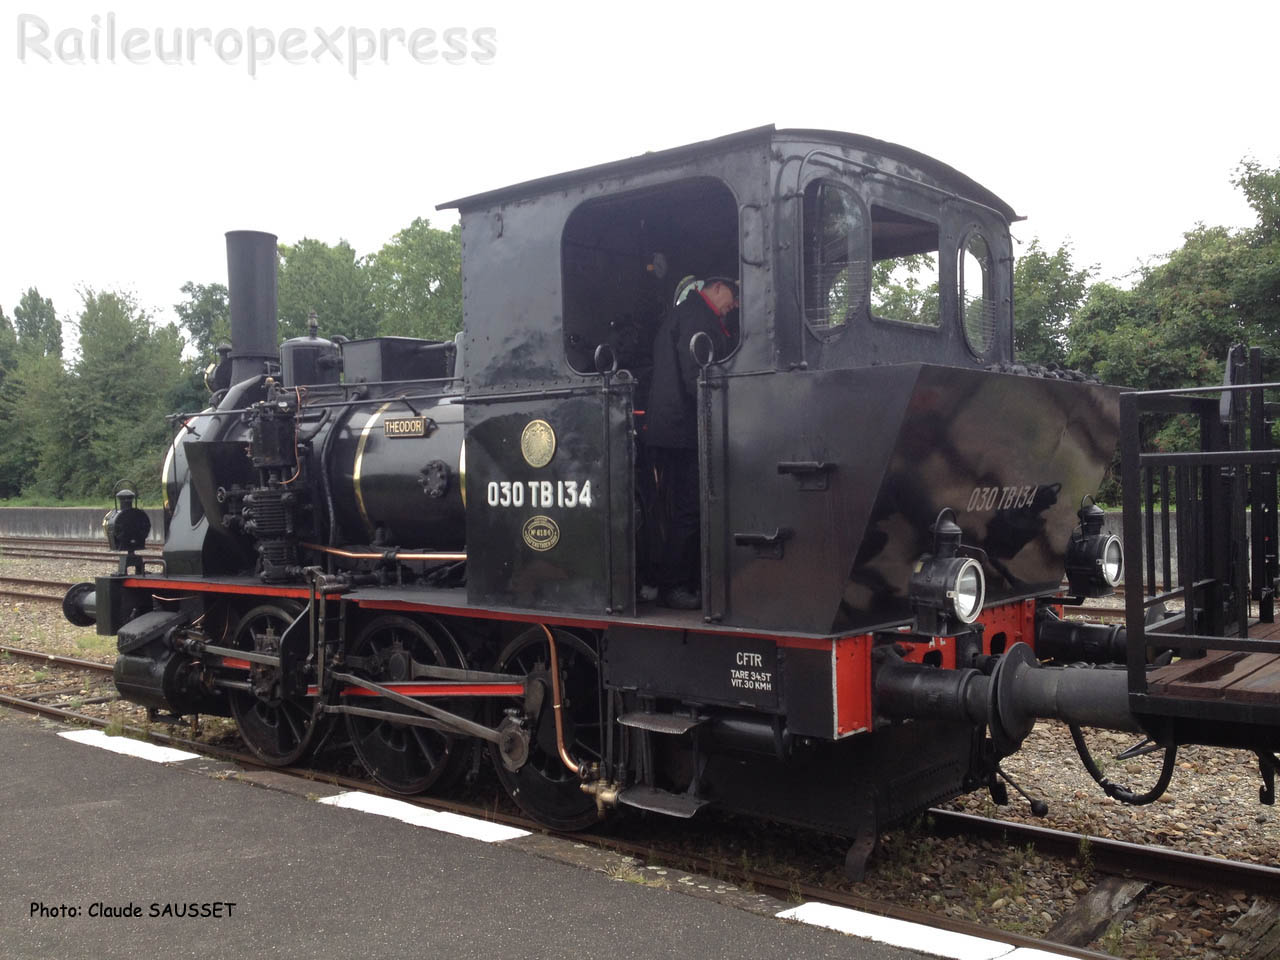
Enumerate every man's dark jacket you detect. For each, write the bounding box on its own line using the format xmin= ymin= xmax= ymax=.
xmin=644 ymin=292 xmax=734 ymax=449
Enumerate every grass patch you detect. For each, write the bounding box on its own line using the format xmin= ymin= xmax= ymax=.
xmin=74 ymin=634 xmax=116 ymax=657
xmin=1075 ymin=834 xmax=1094 ymax=876
xmin=604 ymin=862 xmax=647 ymax=884
xmin=1099 ymin=919 xmax=1124 ymax=956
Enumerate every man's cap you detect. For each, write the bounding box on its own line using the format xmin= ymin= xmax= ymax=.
xmin=704 ymin=276 xmax=739 ymax=295
xmin=673 ymin=275 xmax=740 ymax=308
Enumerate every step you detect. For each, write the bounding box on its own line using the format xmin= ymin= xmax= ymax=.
xmin=617 ymin=712 xmax=705 ymax=735
xmin=617 ymin=786 xmax=709 ymax=818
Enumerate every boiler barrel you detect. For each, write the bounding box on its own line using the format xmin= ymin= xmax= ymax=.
xmin=329 ymin=399 xmax=466 ymax=548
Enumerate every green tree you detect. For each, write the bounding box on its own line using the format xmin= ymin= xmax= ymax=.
xmin=871 ymin=253 xmax=939 ymax=326
xmin=1230 ymin=159 xmax=1280 ymax=342
xmin=1013 ymin=240 xmax=1092 ymax=366
xmin=1236 ymin=159 xmax=1280 ymax=241
xmin=1067 ymin=159 xmax=1280 ymax=391
xmin=0 ymin=306 xmax=16 ymax=388
xmin=277 ymin=238 xmax=379 ymax=341
xmin=1065 ymin=161 xmax=1280 ymax=469
xmin=369 ymin=219 xmax=463 ymax=341
xmin=32 ymin=291 xmax=185 ymax=500
xmin=0 ymin=349 xmax=65 ymax=497
xmin=13 ymin=287 xmax=62 ymax=358
xmin=1067 ymin=225 xmax=1261 ymax=390
xmin=174 ymin=281 xmax=230 ymax=360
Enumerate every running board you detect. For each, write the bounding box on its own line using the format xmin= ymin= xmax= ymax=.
xmin=617 ymin=786 xmax=708 ymax=818
xmin=617 ymin=712 xmax=706 ymax=735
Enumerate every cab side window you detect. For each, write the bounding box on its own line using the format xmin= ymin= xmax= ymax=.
xmin=802 ymin=180 xmax=868 ymax=334
xmin=959 ymin=232 xmax=995 ymax=356
xmin=869 ymin=205 xmax=940 ymax=328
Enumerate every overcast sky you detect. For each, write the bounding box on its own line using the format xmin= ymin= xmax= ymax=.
xmin=3 ymin=0 xmax=1277 ymax=342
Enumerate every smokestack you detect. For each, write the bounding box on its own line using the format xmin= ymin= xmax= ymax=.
xmin=225 ymin=230 xmax=279 ymax=384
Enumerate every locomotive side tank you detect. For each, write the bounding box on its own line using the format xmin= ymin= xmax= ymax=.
xmin=67 ymin=127 xmax=1280 ymax=879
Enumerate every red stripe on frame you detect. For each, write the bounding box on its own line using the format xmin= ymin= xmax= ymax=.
xmin=122 ymin=579 xmax=325 ymax=600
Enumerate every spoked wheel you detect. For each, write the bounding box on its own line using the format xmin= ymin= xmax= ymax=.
xmin=491 ymin=626 xmax=603 ymax=831
xmin=228 ymin=602 xmax=323 ymax=766
xmin=343 ymin=614 xmax=472 ymax=795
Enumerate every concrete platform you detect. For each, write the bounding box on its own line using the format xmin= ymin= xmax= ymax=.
xmin=0 ymin=713 xmax=963 ymax=960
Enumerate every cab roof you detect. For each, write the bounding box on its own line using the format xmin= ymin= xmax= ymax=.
xmin=437 ymin=124 xmax=1019 ymax=221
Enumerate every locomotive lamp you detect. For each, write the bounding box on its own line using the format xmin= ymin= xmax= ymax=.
xmin=102 ymin=487 xmax=152 ymax=576
xmin=1065 ymin=500 xmax=1123 ymax=597
xmin=103 ymin=488 xmax=151 ymax=554
xmin=910 ymin=509 xmax=986 ymax=636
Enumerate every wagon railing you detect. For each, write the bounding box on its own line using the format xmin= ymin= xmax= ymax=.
xmin=1118 ymin=345 xmax=1280 ymax=713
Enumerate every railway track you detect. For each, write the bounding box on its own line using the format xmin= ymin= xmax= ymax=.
xmin=0 ymin=644 xmax=114 ymax=673
xmin=0 ymin=536 xmax=157 ymax=550
xmin=0 ymin=535 xmax=160 ymax=564
xmin=0 ymin=576 xmax=75 ymax=604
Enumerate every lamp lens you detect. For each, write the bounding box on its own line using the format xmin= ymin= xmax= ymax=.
xmin=1102 ymin=536 xmax=1124 ymax=586
xmin=953 ymin=560 xmax=985 ymax=623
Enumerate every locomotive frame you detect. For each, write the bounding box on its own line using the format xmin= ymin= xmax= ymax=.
xmin=67 ymin=126 xmax=1280 ymax=877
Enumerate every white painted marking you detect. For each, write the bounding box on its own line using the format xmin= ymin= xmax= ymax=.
xmin=777 ymin=902 xmax=1020 ymax=960
xmin=58 ymin=729 xmax=200 ymax=764
xmin=317 ymin=790 xmax=529 ymax=843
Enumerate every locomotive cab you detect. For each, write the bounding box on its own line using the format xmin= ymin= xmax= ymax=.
xmin=442 ymin=126 xmax=1113 ymax=633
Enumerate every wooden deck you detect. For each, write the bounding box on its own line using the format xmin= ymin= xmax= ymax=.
xmin=1146 ymin=618 xmax=1280 ymax=702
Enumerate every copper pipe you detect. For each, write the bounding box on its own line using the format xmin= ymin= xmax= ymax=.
xmin=300 ymin=542 xmax=466 ymax=562
xmin=540 ymin=624 xmax=580 ymax=776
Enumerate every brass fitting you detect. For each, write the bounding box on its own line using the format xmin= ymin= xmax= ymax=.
xmin=580 ymin=779 xmax=621 ymax=816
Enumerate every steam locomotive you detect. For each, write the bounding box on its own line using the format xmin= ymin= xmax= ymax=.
xmin=65 ymin=126 xmax=1280 ymax=877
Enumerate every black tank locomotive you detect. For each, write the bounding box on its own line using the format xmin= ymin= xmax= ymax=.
xmin=68 ymin=127 xmax=1280 ymax=876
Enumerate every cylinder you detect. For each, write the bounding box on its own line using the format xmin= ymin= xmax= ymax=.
xmin=113 ymin=651 xmax=227 ymax=716
xmin=226 ymin=230 xmax=279 ymax=385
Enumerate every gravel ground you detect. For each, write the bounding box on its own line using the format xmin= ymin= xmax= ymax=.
xmin=3 ymin=553 xmax=1276 ymax=957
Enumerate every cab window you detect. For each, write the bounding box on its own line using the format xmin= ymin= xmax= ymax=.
xmin=870 ymin=205 xmax=940 ymax=328
xmin=561 ymin=178 xmax=739 ymax=376
xmin=802 ymin=180 xmax=868 ymax=334
xmin=959 ymin=231 xmax=995 ymax=355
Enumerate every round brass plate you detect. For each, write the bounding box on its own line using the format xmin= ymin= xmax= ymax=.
xmin=520 ymin=419 xmax=556 ymax=468
xmin=522 ymin=515 xmax=560 ymax=552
